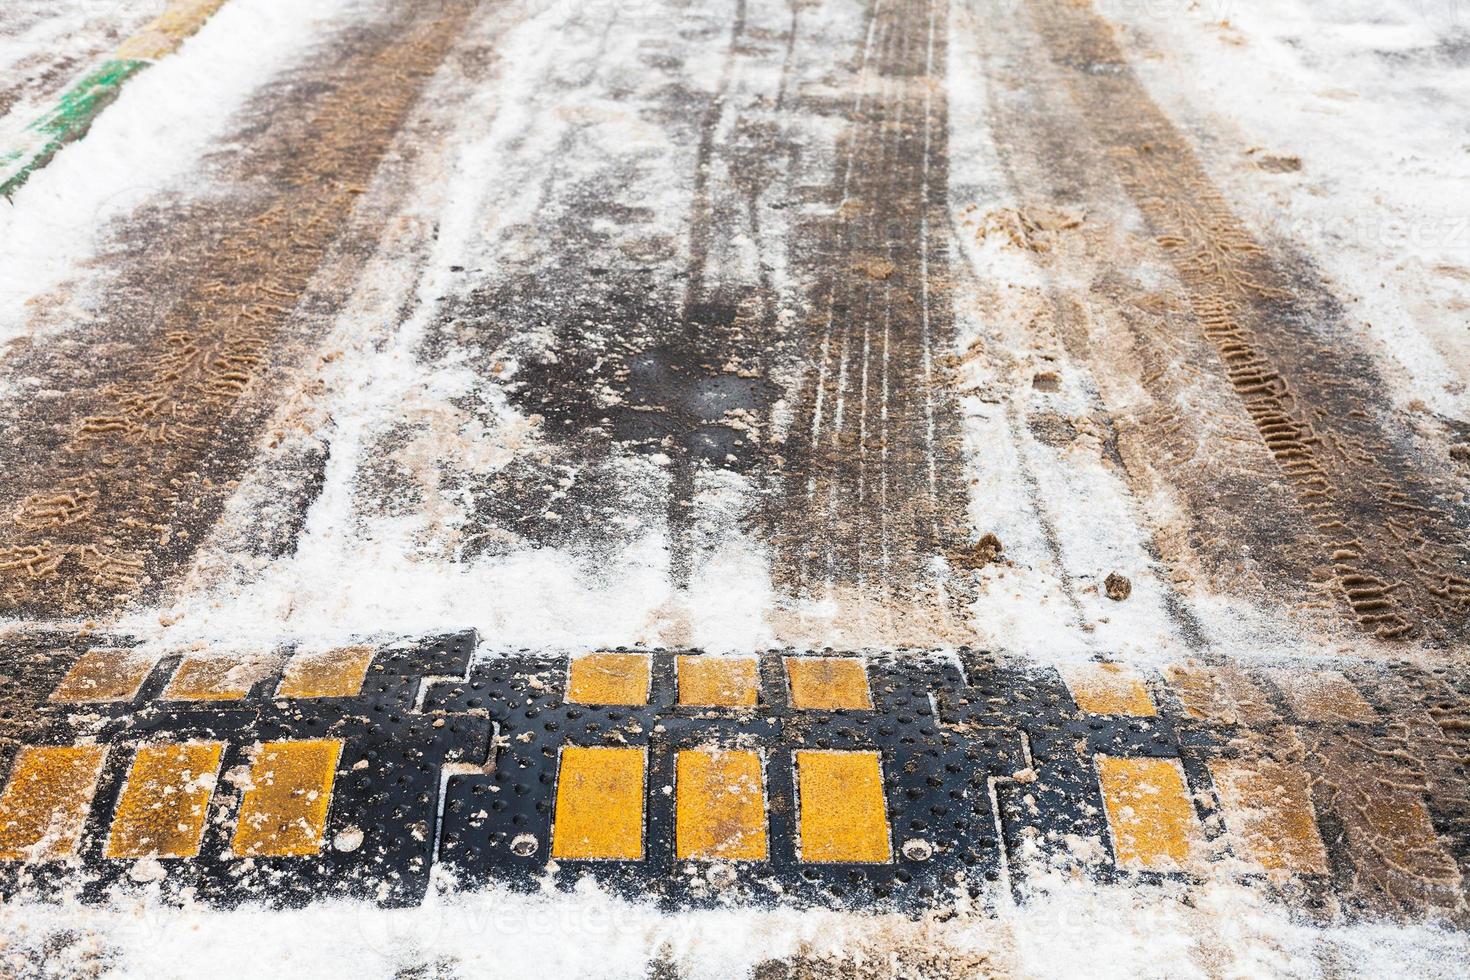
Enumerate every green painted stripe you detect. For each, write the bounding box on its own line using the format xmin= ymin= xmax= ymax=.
xmin=0 ymin=58 xmax=147 ymax=199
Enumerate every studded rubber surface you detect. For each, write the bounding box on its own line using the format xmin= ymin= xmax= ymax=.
xmin=1 ymin=630 xmax=1466 ymax=924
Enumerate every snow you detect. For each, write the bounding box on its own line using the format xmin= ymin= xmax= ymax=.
xmin=0 ymin=0 xmax=1467 ymax=975
xmin=1099 ymin=0 xmax=1470 ymax=421
xmin=3 ymin=872 xmax=1467 ymax=978
xmin=0 ymin=0 xmax=362 ymax=345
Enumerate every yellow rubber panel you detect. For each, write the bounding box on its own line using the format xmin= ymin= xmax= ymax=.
xmin=1264 ymin=669 xmax=1376 ymax=723
xmin=678 ymin=656 xmax=759 ymax=707
xmin=567 ymin=652 xmax=650 ymax=706
xmin=785 ymin=657 xmax=872 ymax=710
xmin=115 ymin=0 xmax=227 ymax=61
xmin=276 ymin=646 xmax=374 ymax=699
xmin=106 ymin=742 xmax=223 ymax=859
xmin=161 ymin=654 xmax=279 ymax=701
xmin=1096 ymin=755 xmax=1201 ymax=871
xmin=51 ymin=648 xmax=155 ymax=703
xmin=796 ymin=750 xmax=891 ymax=863
xmin=551 ymin=746 xmax=645 ymax=860
xmin=1163 ymin=660 xmax=1277 ymax=725
xmin=676 ymin=749 xmax=767 ymax=860
xmin=1209 ymin=757 xmax=1328 ymax=874
xmin=1064 ymin=662 xmax=1155 ymax=716
xmin=0 ymin=745 xmax=108 ymax=861
xmin=231 ymin=740 xmax=342 ymax=857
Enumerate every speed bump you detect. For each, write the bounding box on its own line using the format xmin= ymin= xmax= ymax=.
xmin=11 ymin=631 xmax=1469 ymax=918
xmin=795 ymin=750 xmax=891 ymax=863
xmin=1064 ymin=662 xmax=1154 ymax=717
xmin=568 ymin=653 xmax=650 ymax=706
xmin=551 ymin=746 xmax=645 ymax=860
xmin=232 ymin=740 xmax=343 ymax=858
xmin=677 ymin=655 xmax=759 ymax=707
xmin=1263 ymin=670 xmax=1376 ymax=724
xmin=785 ymin=657 xmax=872 ymax=710
xmin=0 ymin=629 xmax=489 ymax=907
xmin=675 ymin=748 xmax=767 ymax=860
xmin=1209 ymin=757 xmax=1328 ymax=874
xmin=0 ymin=745 xmax=108 ymax=861
xmin=1096 ymin=755 xmax=1200 ymax=871
xmin=50 ymin=648 xmax=156 ymax=703
xmin=163 ymin=653 xmax=281 ymax=701
xmin=106 ymin=742 xmax=223 ymax=859
xmin=276 ymin=646 xmax=374 ymax=699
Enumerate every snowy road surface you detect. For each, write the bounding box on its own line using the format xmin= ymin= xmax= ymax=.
xmin=0 ymin=0 xmax=1468 ymax=976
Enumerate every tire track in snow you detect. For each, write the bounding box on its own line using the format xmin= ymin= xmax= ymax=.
xmin=768 ymin=0 xmax=976 ymax=641
xmin=0 ymin=1 xmax=479 ymax=617
xmin=992 ymin=0 xmax=1470 ymax=645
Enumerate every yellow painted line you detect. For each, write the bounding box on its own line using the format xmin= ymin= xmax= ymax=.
xmin=161 ymin=653 xmax=279 ymax=701
xmin=1063 ymin=662 xmax=1155 ymax=717
xmin=795 ymin=750 xmax=891 ymax=863
xmin=1209 ymin=757 xmax=1328 ymax=874
xmin=114 ymin=0 xmax=228 ymax=62
xmin=784 ymin=657 xmax=872 ymax=710
xmin=677 ymin=655 xmax=759 ymax=707
xmin=0 ymin=745 xmax=108 ymax=861
xmin=676 ymin=748 xmax=767 ymax=861
xmin=1096 ymin=755 xmax=1201 ymax=871
xmin=231 ymin=739 xmax=342 ymax=858
xmin=567 ymin=652 xmax=650 ymax=706
xmin=1263 ymin=669 xmax=1376 ymax=723
xmin=51 ymin=648 xmax=156 ymax=703
xmin=551 ymin=746 xmax=645 ymax=860
xmin=106 ymin=742 xmax=223 ymax=859
xmin=276 ymin=646 xmax=374 ymax=699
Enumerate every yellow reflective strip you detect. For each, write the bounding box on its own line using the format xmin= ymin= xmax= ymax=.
xmin=784 ymin=657 xmax=872 ymax=710
xmin=1210 ymin=757 xmax=1328 ymax=874
xmin=551 ymin=746 xmax=644 ymax=860
xmin=0 ymin=745 xmax=108 ymax=861
xmin=677 ymin=655 xmax=759 ymax=707
xmin=1064 ymin=662 xmax=1155 ymax=717
xmin=114 ymin=0 xmax=227 ymax=61
xmin=796 ymin=750 xmax=890 ymax=863
xmin=276 ymin=646 xmax=373 ymax=699
xmin=567 ymin=652 xmax=650 ymax=706
xmin=231 ymin=740 xmax=341 ymax=857
xmin=1096 ymin=756 xmax=1201 ymax=871
xmin=106 ymin=742 xmax=223 ymax=859
xmin=51 ymin=648 xmax=155 ymax=703
xmin=162 ymin=654 xmax=279 ymax=701
xmin=676 ymin=748 xmax=767 ymax=860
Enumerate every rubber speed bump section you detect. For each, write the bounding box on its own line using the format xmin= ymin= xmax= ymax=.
xmin=785 ymin=657 xmax=873 ymax=710
xmin=678 ymin=655 xmax=759 ymax=707
xmin=1096 ymin=756 xmax=1201 ymax=872
xmin=1209 ymin=757 xmax=1328 ymax=874
xmin=231 ymin=740 xmax=343 ymax=858
xmin=51 ymin=648 xmax=155 ymax=703
xmin=1263 ymin=669 xmax=1376 ymax=723
xmin=106 ymin=742 xmax=223 ymax=859
xmin=795 ymin=750 xmax=891 ymax=863
xmin=551 ymin=746 xmax=645 ymax=860
xmin=676 ymin=748 xmax=767 ymax=860
xmin=0 ymin=745 xmax=108 ymax=861
xmin=276 ymin=646 xmax=374 ymax=699
xmin=1162 ymin=660 xmax=1276 ymax=725
xmin=163 ymin=653 xmax=281 ymax=701
xmin=567 ymin=653 xmax=650 ymax=706
xmin=1063 ymin=662 xmax=1154 ymax=717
